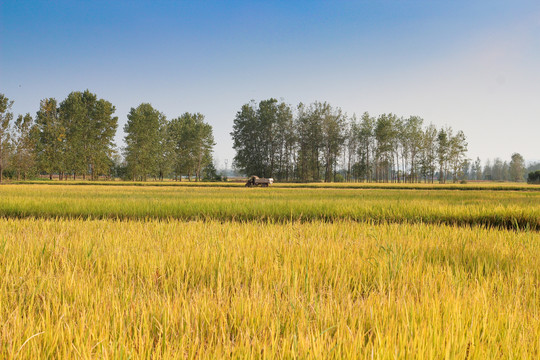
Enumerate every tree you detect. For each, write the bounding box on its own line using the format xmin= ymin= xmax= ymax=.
xmin=374 ymin=113 xmax=398 ymax=182
xmin=274 ymin=102 xmax=295 ymax=181
xmin=319 ymin=102 xmax=345 ymax=182
xmin=448 ymin=130 xmax=468 ymax=182
xmin=231 ymin=101 xmax=263 ymax=178
xmin=509 ymin=153 xmax=525 ymax=182
xmin=228 ymin=98 xmax=470 ymax=183
xmin=296 ymin=102 xmax=323 ymax=181
xmin=483 ymin=159 xmax=492 ymax=180
xmin=124 ymin=103 xmax=164 ymax=181
xmin=231 ymin=99 xmax=293 ymax=180
xmin=156 ymin=117 xmax=173 ymax=181
xmin=202 ymin=161 xmax=222 ymax=181
xmin=12 ymin=113 xmax=38 ymax=180
xmin=492 ymin=158 xmax=503 ymax=181
xmin=436 ymin=127 xmax=450 ymax=183
xmin=404 ymin=116 xmax=424 ymax=182
xmin=169 ymin=112 xmax=214 ymax=181
xmin=344 ymin=115 xmax=358 ymax=181
xmin=527 ymin=170 xmax=540 ymax=184
xmin=356 ymin=112 xmax=375 ymax=181
xmin=35 ymin=98 xmax=65 ymax=179
xmin=420 ymin=124 xmax=437 ymax=183
xmin=58 ymin=90 xmax=118 ymax=180
xmin=0 ymin=94 xmax=14 ymax=183
xmin=473 ymin=157 xmax=482 ymax=180
xmin=168 ymin=113 xmax=214 ymax=181
xmin=192 ymin=115 xmax=215 ymax=181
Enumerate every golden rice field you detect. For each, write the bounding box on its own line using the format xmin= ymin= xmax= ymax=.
xmin=0 ymin=183 xmax=539 ymax=358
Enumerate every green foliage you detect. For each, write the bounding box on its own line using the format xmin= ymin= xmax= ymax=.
xmin=11 ymin=113 xmax=38 ymax=179
xmin=59 ymin=90 xmax=118 ymax=179
xmin=509 ymin=153 xmax=526 ymax=181
xmin=232 ymin=99 xmax=469 ymax=184
xmin=123 ymin=103 xmax=164 ymax=181
xmin=232 ymin=99 xmax=295 ymax=180
xmin=0 ymin=94 xmax=15 ymax=182
xmin=168 ymin=112 xmax=214 ymax=181
xmin=202 ymin=162 xmax=223 ymax=181
xmin=528 ymin=170 xmax=540 ymax=184
xmin=35 ymin=98 xmax=63 ymax=178
xmin=34 ymin=92 xmax=118 ymax=180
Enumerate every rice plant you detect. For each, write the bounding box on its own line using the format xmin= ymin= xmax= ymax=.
xmin=0 ymin=219 xmax=538 ymax=358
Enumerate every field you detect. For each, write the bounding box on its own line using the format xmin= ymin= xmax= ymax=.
xmin=1 ymin=183 xmax=539 ymax=358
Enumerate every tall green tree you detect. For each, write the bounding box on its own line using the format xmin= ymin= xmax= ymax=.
xmin=374 ymin=113 xmax=398 ymax=182
xmin=344 ymin=115 xmax=358 ymax=181
xmin=357 ymin=112 xmax=375 ymax=182
xmin=191 ymin=115 xmax=215 ymax=181
xmin=58 ymin=90 xmax=117 ymax=180
xmin=436 ymin=127 xmax=451 ymax=183
xmin=232 ymin=99 xmax=292 ymax=179
xmin=12 ymin=113 xmax=38 ymax=180
xmin=35 ymin=98 xmax=65 ymax=179
xmin=274 ymin=102 xmax=295 ymax=181
xmin=319 ymin=102 xmax=345 ymax=182
xmin=473 ymin=157 xmax=482 ymax=180
xmin=420 ymin=124 xmax=437 ymax=183
xmin=231 ymin=101 xmax=262 ymax=177
xmin=0 ymin=94 xmax=14 ymax=183
xmin=156 ymin=117 xmax=173 ymax=181
xmin=509 ymin=153 xmax=525 ymax=182
xmin=124 ymin=103 xmax=164 ymax=181
xmin=169 ymin=113 xmax=215 ymax=181
xmin=483 ymin=159 xmax=492 ymax=180
xmin=492 ymin=158 xmax=504 ymax=181
xmin=448 ymin=130 xmax=468 ymax=182
xmin=404 ymin=116 xmax=424 ymax=182
xmin=296 ymin=102 xmax=323 ymax=181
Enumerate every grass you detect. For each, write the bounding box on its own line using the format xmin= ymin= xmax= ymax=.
xmin=1 ymin=219 xmax=538 ymax=358
xmin=0 ymin=184 xmax=538 ymax=230
xmin=0 ymin=184 xmax=538 ymax=358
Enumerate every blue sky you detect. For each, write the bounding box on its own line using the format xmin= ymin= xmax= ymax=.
xmin=1 ymin=0 xmax=539 ymax=167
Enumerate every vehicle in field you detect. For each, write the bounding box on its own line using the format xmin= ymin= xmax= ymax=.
xmin=245 ymin=175 xmax=274 ymax=187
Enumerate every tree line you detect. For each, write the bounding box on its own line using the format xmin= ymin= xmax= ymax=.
xmin=0 ymin=91 xmax=216 ymax=182
xmin=232 ymin=99 xmax=469 ymax=183
xmin=465 ymin=154 xmax=528 ymax=182
xmin=1 ymin=92 xmax=533 ymax=183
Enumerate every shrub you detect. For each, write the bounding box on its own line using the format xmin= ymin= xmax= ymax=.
xmin=527 ymin=170 xmax=540 ymax=184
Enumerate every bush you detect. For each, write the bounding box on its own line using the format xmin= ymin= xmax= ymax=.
xmin=527 ymin=170 xmax=540 ymax=184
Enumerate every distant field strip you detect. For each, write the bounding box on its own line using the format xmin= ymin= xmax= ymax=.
xmin=1 ymin=219 xmax=538 ymax=358
xmin=11 ymin=180 xmax=540 ymax=191
xmin=1 ymin=185 xmax=538 ymax=230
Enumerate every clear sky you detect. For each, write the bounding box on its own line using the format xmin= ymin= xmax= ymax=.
xmin=1 ymin=0 xmax=539 ymax=167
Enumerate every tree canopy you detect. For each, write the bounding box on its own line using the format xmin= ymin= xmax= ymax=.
xmin=232 ymin=99 xmax=469 ymax=183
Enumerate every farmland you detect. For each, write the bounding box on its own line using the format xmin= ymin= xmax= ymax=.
xmin=0 ymin=183 xmax=539 ymax=358
xmin=0 ymin=184 xmax=539 ymax=229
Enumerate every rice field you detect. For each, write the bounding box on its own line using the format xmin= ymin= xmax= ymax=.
xmin=0 ymin=184 xmax=539 ymax=230
xmin=0 ymin=183 xmax=538 ymax=358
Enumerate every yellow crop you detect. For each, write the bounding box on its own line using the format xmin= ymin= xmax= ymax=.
xmin=1 ymin=217 xmax=538 ymax=358
xmin=0 ymin=184 xmax=538 ymax=358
